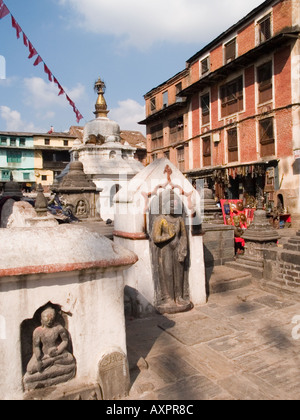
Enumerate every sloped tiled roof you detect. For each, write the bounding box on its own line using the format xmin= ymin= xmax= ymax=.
xmin=120 ymin=131 xmax=146 ymax=150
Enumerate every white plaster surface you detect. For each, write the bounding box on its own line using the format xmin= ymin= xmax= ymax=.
xmin=0 ymin=224 xmax=137 ymax=400
xmin=114 ymin=158 xmax=207 ymax=311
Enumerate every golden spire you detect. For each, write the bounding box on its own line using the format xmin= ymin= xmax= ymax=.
xmin=94 ymin=77 xmax=109 ymax=118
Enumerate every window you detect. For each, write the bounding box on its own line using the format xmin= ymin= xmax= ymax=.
xmin=19 ymin=139 xmax=26 ymax=146
xmin=227 ymin=128 xmax=238 ymax=163
xmin=0 ymin=137 xmax=7 ymax=145
xmin=163 ymin=91 xmax=168 ymax=108
xmin=201 ymin=93 xmax=210 ymax=125
xmin=10 ymin=138 xmax=16 ymax=146
xmin=1 ymin=170 xmax=10 ymax=180
xmin=220 ymin=76 xmax=243 ymax=118
xmin=169 ymin=116 xmax=184 ymax=143
xmin=152 ymin=153 xmax=158 ymax=162
xmin=202 ymin=136 xmax=211 ymax=167
xmin=164 ymin=150 xmax=170 ymax=160
xmin=175 ymin=82 xmax=183 ymax=102
xmin=257 ymin=61 xmax=272 ymax=104
xmin=23 ymin=173 xmax=30 ymax=181
xmin=150 ymin=97 xmax=156 ymax=112
xmin=150 ymin=124 xmax=163 ymax=149
xmin=224 ymin=38 xmax=236 ymax=64
xmin=63 ymin=140 xmax=69 ymax=146
xmin=201 ymin=57 xmax=210 ymax=75
xmin=41 ymin=175 xmax=48 ymax=181
xmin=44 ymin=139 xmax=50 ymax=145
xmin=259 ymin=117 xmax=275 ymax=157
xmin=7 ymin=150 xmax=22 ymax=163
xmin=177 ymin=147 xmax=185 ymax=172
xmin=259 ymin=14 xmax=272 ymax=44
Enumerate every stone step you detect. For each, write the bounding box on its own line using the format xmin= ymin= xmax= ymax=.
xmin=288 ymin=237 xmax=300 ymax=244
xmin=225 ymin=260 xmax=263 ymax=279
xmin=260 ymin=279 xmax=300 ymax=301
xmin=207 ymin=266 xmax=252 ymax=294
xmin=284 ymin=243 xmax=300 ymax=252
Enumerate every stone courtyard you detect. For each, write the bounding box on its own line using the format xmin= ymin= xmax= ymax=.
xmin=124 ymin=278 xmax=300 ymax=400
xmin=87 ymin=221 xmax=300 ymax=401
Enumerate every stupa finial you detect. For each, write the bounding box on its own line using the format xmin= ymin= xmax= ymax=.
xmin=93 ymin=77 xmax=109 ymax=118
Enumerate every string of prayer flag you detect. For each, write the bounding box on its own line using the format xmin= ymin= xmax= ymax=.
xmin=0 ymin=0 xmax=84 ymax=123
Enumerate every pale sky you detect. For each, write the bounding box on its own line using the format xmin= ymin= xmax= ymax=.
xmin=0 ymin=0 xmax=265 ymax=134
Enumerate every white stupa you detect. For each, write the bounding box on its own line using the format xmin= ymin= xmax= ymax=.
xmin=71 ymin=78 xmax=144 ymax=221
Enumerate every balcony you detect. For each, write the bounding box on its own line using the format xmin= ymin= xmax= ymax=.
xmin=43 ymin=161 xmax=69 ymax=171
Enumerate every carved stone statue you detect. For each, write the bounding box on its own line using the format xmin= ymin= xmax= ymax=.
xmin=76 ymin=200 xmax=87 ymax=216
xmin=150 ymin=191 xmax=193 ymax=314
xmin=23 ymin=306 xmax=76 ymax=391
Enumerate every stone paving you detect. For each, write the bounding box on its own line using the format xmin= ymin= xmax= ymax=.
xmin=124 ymin=281 xmax=300 ymax=400
xmin=82 ymin=220 xmax=300 ymax=400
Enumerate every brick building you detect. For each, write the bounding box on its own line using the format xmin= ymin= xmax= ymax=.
xmin=140 ymin=0 xmax=300 ymax=228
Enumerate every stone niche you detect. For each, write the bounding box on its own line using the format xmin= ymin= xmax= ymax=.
xmin=0 ymin=225 xmax=137 ymax=400
xmin=114 ymin=158 xmax=207 ymax=316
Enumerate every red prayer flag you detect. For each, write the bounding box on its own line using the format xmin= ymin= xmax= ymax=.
xmin=23 ymin=33 xmax=28 ymax=47
xmin=33 ymin=56 xmax=43 ymax=67
xmin=0 ymin=4 xmax=9 ymax=19
xmin=75 ymin=109 xmax=83 ymax=123
xmin=11 ymin=16 xmax=22 ymax=39
xmin=0 ymin=0 xmax=3 ymax=8
xmin=44 ymin=64 xmax=52 ymax=82
xmin=53 ymin=77 xmax=64 ymax=95
xmin=28 ymin=41 xmax=37 ymax=59
xmin=66 ymin=95 xmax=75 ymax=108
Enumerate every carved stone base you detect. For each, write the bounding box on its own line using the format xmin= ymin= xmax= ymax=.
xmin=156 ymin=300 xmax=194 ymax=315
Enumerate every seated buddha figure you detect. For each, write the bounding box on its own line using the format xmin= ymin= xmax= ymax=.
xmin=23 ymin=306 xmax=76 ymax=391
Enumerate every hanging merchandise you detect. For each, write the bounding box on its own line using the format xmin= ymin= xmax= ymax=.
xmin=0 ymin=1 xmax=84 ymax=123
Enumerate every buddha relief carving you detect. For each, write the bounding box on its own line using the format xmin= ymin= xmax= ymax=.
xmin=23 ymin=304 xmax=76 ymax=391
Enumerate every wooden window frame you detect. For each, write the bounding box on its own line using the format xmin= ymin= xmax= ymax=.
xmin=201 ymin=57 xmax=210 ymax=75
xmin=224 ymin=38 xmax=237 ymax=64
xmin=201 ymin=93 xmax=210 ymax=125
xmin=257 ymin=61 xmax=273 ymax=104
xmin=150 ymin=124 xmax=164 ymax=149
xmin=202 ymin=136 xmax=211 ymax=167
xmin=177 ymin=146 xmax=185 ymax=172
xmin=163 ymin=91 xmax=168 ymax=109
xmin=259 ymin=117 xmax=275 ymax=157
xmin=220 ymin=76 xmax=243 ymax=118
xmin=7 ymin=150 xmax=22 ymax=163
xmin=169 ymin=116 xmax=184 ymax=143
xmin=150 ymin=97 xmax=156 ymax=112
xmin=258 ymin=14 xmax=272 ymax=44
xmin=227 ymin=127 xmax=238 ymax=163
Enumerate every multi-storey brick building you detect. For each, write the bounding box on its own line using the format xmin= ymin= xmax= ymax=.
xmin=140 ymin=0 xmax=300 ymax=227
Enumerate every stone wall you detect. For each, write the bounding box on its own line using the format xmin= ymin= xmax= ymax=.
xmin=262 ymin=231 xmax=300 ymax=298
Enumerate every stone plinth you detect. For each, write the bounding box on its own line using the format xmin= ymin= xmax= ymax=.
xmin=226 ymin=201 xmax=279 ymax=278
xmin=203 ymin=223 xmax=235 ymax=267
xmin=0 ymin=225 xmax=137 ymax=400
xmin=52 ymin=161 xmax=99 ymax=220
